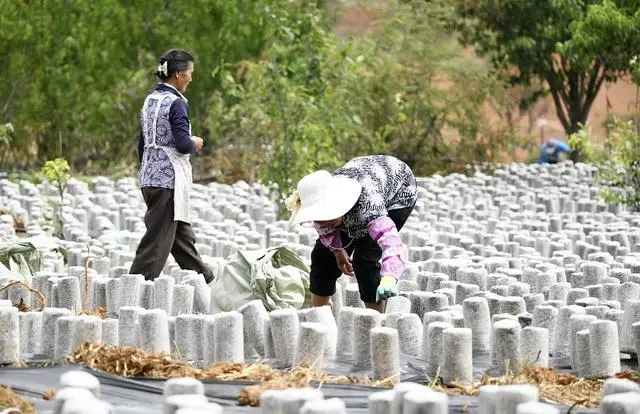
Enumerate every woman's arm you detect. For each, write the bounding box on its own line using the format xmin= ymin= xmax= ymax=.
xmin=137 ymin=125 xmax=144 ymax=164
xmin=367 ymin=215 xmax=405 ymax=280
xmin=313 ymin=222 xmax=343 ymax=252
xmin=169 ymin=99 xmax=196 ymax=154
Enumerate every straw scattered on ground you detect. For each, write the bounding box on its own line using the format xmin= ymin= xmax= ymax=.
xmin=237 ymin=367 xmax=387 ymax=406
xmin=69 ymin=342 xmax=386 ymax=406
xmin=68 ymin=342 xmax=640 ymax=408
xmin=0 ymin=386 xmax=36 ymax=414
xmin=434 ymin=364 xmax=640 ymax=409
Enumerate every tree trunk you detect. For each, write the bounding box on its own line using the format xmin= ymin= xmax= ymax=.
xmin=568 ymin=119 xmax=585 ymax=163
xmin=546 ymin=62 xmax=606 ymax=163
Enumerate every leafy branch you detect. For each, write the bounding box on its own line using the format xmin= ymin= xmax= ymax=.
xmin=41 ymin=158 xmax=71 ymax=238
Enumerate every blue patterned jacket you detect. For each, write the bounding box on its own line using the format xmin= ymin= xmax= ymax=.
xmin=137 ymin=84 xmax=195 ymax=189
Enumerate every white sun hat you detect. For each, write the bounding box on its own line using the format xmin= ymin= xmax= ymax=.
xmin=286 ymin=170 xmax=362 ymax=228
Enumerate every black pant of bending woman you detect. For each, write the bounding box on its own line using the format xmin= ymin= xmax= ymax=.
xmin=129 ymin=187 xmax=214 ymax=282
xmin=309 ymin=204 xmax=415 ymax=313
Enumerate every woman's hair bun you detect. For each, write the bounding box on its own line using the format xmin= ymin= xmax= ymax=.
xmin=155 ymin=49 xmax=194 ymax=82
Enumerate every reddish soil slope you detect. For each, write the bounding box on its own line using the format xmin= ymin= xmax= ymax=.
xmin=333 ymin=2 xmax=638 ymax=161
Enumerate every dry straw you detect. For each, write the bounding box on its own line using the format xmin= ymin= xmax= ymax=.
xmin=68 ymin=342 xmax=640 ymax=408
xmin=69 ymin=342 xmax=388 ymax=406
xmin=0 ymin=386 xmax=36 ymax=414
xmin=433 ymin=361 xmax=640 ymax=409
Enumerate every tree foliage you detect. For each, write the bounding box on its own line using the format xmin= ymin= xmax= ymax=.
xmin=569 ymin=55 xmax=640 ymax=211
xmin=1 ymin=0 xmax=319 ymax=169
xmin=570 ymin=117 xmax=640 ymax=211
xmin=455 ymin=0 xmax=640 ymax=147
xmin=3 ymin=0 xmax=529 ymax=197
xmin=206 ymin=0 xmax=520 ymax=205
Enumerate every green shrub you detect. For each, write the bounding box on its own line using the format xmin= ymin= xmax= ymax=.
xmin=41 ymin=158 xmax=71 ymax=237
xmin=569 ymin=118 xmax=640 ymax=211
xmin=2 ymin=0 xmax=323 ymax=169
xmin=597 ymin=119 xmax=640 ymax=211
xmin=206 ymin=0 xmax=523 ymax=214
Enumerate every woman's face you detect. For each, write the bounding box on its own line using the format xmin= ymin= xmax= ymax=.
xmin=317 ymin=217 xmax=343 ymax=228
xmin=175 ymin=62 xmax=194 ymax=93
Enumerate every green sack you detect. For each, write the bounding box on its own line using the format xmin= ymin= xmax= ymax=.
xmin=0 ymin=235 xmax=68 ymax=280
xmin=210 ymin=246 xmax=312 ymax=312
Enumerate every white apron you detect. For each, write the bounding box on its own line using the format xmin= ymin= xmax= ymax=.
xmin=140 ymin=90 xmax=193 ymax=224
xmin=163 ymin=146 xmax=192 ymax=224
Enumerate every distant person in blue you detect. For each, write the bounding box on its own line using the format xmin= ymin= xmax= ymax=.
xmin=538 ymin=138 xmax=570 ymax=164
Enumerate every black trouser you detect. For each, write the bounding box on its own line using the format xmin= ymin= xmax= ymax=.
xmin=309 ymin=205 xmax=415 ymax=303
xmin=129 ymin=187 xmax=214 ymax=283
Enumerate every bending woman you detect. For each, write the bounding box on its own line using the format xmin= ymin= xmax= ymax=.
xmin=286 ymin=155 xmax=417 ymax=312
xmin=129 ymin=49 xmax=214 ymax=283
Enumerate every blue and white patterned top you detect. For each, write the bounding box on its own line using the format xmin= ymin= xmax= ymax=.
xmin=137 ymin=84 xmax=195 ymax=189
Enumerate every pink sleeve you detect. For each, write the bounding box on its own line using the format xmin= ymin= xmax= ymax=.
xmin=313 ymin=222 xmax=343 ymax=252
xmin=367 ymin=215 xmax=406 ymax=280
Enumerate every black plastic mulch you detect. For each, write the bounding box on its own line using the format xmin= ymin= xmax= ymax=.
xmin=1 ymin=350 xmax=619 ymax=413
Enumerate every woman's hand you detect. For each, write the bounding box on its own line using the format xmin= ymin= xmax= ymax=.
xmin=333 ymin=249 xmax=354 ymax=276
xmin=191 ymin=136 xmax=204 ymax=152
xmin=375 ymin=275 xmax=398 ymax=303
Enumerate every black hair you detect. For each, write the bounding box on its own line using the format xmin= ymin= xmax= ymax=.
xmin=155 ymin=49 xmax=194 ymax=81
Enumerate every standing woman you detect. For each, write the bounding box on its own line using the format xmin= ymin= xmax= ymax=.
xmin=129 ymin=49 xmax=214 ymax=283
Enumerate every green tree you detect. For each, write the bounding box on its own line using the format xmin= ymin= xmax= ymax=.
xmin=377 ymin=0 xmax=515 ymax=172
xmin=206 ymin=0 xmax=518 ymax=211
xmin=205 ymin=1 xmax=357 ymax=207
xmin=455 ymin=0 xmax=640 ymax=159
xmin=0 ymin=0 xmax=325 ymax=169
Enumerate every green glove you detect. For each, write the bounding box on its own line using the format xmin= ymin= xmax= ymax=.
xmin=376 ymin=275 xmax=398 ymax=303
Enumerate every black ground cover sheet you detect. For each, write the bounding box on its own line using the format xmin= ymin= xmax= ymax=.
xmin=0 ymin=351 xmax=612 ymax=413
